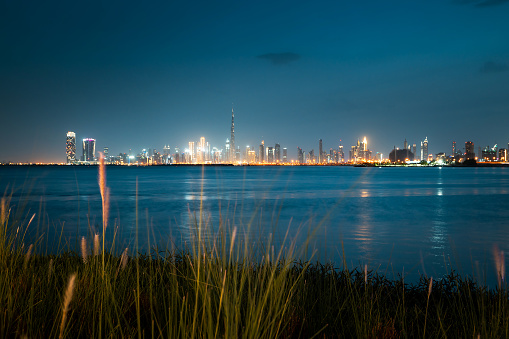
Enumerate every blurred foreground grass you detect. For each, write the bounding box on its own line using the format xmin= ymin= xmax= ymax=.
xmin=1 ymin=215 xmax=509 ymax=337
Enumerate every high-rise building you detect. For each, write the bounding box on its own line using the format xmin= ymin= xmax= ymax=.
xmin=359 ymin=137 xmax=370 ymax=161
xmin=274 ymin=144 xmax=281 ymax=163
xmin=225 ymin=138 xmax=230 ymax=163
xmin=230 ymin=108 xmax=235 ymax=162
xmin=421 ymin=137 xmax=428 ymax=161
xmin=188 ymin=141 xmax=195 ymax=163
xmin=308 ymin=149 xmax=315 ymax=163
xmin=103 ymin=147 xmax=109 ymax=163
xmin=498 ymin=149 xmax=507 ymax=162
xmin=246 ymin=146 xmax=255 ymax=163
xmin=197 ymin=137 xmax=205 ymax=163
xmin=163 ymin=145 xmax=170 ymax=164
xmin=412 ymin=144 xmax=417 ymax=160
xmin=82 ymin=138 xmax=96 ymax=162
xmin=318 ymin=139 xmax=323 ymax=163
xmin=482 ymin=145 xmax=497 ymax=162
xmin=259 ymin=141 xmax=265 ymax=163
xmin=66 ymin=132 xmax=76 ymax=163
xmin=174 ymin=147 xmax=180 ymax=164
xmin=297 ymin=147 xmax=303 ymax=164
xmin=465 ymin=141 xmax=475 ymax=160
xmin=206 ymin=142 xmax=211 ymax=162
xmin=282 ymin=148 xmax=288 ymax=163
xmin=267 ymin=147 xmax=274 ymax=163
xmin=338 ymin=145 xmax=344 ymax=162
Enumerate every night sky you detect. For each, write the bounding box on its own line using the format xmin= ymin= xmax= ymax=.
xmin=1 ymin=0 xmax=508 ymax=163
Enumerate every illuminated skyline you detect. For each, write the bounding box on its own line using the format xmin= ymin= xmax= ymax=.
xmin=60 ymin=127 xmax=508 ymax=165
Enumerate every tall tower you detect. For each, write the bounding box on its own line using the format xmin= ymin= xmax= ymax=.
xmin=275 ymin=144 xmax=281 ymax=163
xmin=225 ymin=138 xmax=230 ymax=163
xmin=259 ymin=140 xmax=265 ymax=163
xmin=267 ymin=147 xmax=274 ymax=163
xmin=230 ymin=108 xmax=235 ymax=163
xmin=319 ymin=139 xmax=323 ymax=163
xmin=423 ymin=137 xmax=429 ymax=161
xmin=66 ymin=131 xmax=76 ymax=163
xmin=82 ymin=138 xmax=96 ymax=162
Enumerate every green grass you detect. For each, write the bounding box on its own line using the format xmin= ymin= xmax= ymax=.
xmin=2 ymin=210 xmax=509 ymax=338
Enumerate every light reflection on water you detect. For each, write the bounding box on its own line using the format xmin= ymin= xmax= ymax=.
xmin=1 ymin=165 xmax=509 ymax=285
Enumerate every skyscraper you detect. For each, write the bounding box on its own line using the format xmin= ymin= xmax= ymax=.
xmin=188 ymin=141 xmax=195 ymax=163
xmin=82 ymin=138 xmax=96 ymax=162
xmin=259 ymin=141 xmax=265 ymax=163
xmin=267 ymin=147 xmax=274 ymax=163
xmin=163 ymin=145 xmax=171 ymax=164
xmin=319 ymin=139 xmax=323 ymax=163
xmin=338 ymin=145 xmax=344 ymax=162
xmin=465 ymin=141 xmax=475 ymax=160
xmin=498 ymin=148 xmax=507 ymax=162
xmin=421 ymin=137 xmax=428 ymax=161
xmin=225 ymin=138 xmax=230 ymax=163
xmin=282 ymin=148 xmax=288 ymax=163
xmin=230 ymin=108 xmax=235 ymax=163
xmin=297 ymin=147 xmax=303 ymax=164
xmin=198 ymin=137 xmax=205 ymax=163
xmin=275 ymin=144 xmax=281 ymax=163
xmin=66 ymin=131 xmax=76 ymax=163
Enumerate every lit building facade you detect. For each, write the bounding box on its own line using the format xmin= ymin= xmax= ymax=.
xmin=498 ymin=148 xmax=507 ymax=162
xmin=297 ymin=147 xmax=303 ymax=164
xmin=230 ymin=108 xmax=235 ymax=162
xmin=319 ymin=139 xmax=323 ymax=163
xmin=66 ymin=131 xmax=76 ymax=163
xmin=421 ymin=137 xmax=428 ymax=161
xmin=274 ymin=144 xmax=281 ymax=163
xmin=259 ymin=141 xmax=264 ymax=163
xmin=82 ymin=138 xmax=96 ymax=162
xmin=465 ymin=141 xmax=475 ymax=160
xmin=267 ymin=147 xmax=274 ymax=163
xmin=482 ymin=145 xmax=497 ymax=162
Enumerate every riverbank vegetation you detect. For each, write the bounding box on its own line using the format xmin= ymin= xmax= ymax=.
xmin=2 ymin=219 xmax=509 ymax=337
xmin=1 ymin=159 xmax=508 ymax=338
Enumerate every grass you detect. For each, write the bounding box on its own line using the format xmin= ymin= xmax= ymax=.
xmin=1 ymin=162 xmax=509 ymax=338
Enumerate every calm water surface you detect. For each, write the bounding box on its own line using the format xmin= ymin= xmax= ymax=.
xmin=1 ymin=165 xmax=508 ymax=284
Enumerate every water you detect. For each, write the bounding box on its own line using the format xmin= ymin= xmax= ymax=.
xmin=2 ymin=165 xmax=509 ymax=285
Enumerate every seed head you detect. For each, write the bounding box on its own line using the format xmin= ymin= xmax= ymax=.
xmin=81 ymin=237 xmax=88 ymax=263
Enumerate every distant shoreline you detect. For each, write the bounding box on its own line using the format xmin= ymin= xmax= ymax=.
xmin=1 ymin=163 xmax=509 ymax=167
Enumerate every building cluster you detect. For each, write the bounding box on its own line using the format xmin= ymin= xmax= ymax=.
xmin=65 ymin=110 xmax=509 ymax=165
xmin=388 ymin=138 xmax=509 ymax=164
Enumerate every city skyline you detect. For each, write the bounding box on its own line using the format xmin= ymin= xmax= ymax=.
xmin=58 ymin=125 xmax=509 ymax=165
xmin=1 ymin=1 xmax=508 ymax=163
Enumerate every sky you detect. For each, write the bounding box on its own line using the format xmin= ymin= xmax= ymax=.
xmin=1 ymin=0 xmax=508 ymax=163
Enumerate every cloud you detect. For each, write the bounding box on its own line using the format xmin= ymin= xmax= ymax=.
xmin=480 ymin=61 xmax=508 ymax=73
xmin=257 ymin=52 xmax=301 ymax=65
xmin=454 ymin=0 xmax=509 ymax=7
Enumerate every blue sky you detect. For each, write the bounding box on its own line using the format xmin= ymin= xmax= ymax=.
xmin=1 ymin=0 xmax=508 ymax=162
